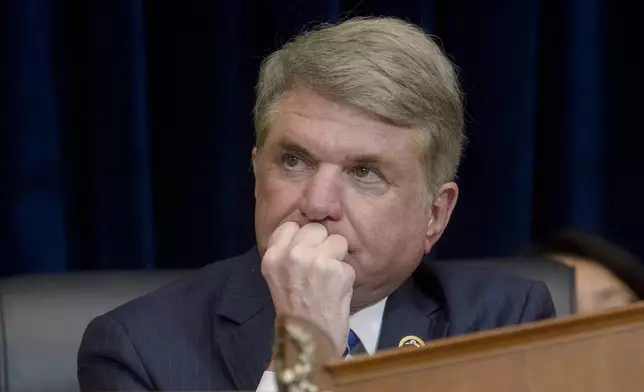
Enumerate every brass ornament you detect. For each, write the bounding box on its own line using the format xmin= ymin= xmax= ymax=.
xmin=274 ymin=322 xmax=319 ymax=392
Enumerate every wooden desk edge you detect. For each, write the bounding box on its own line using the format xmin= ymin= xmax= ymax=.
xmin=325 ymin=301 xmax=644 ymax=382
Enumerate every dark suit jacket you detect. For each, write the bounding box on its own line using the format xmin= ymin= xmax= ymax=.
xmin=77 ymin=248 xmax=555 ymax=391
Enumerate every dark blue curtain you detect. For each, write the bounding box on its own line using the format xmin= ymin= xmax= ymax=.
xmin=1 ymin=0 xmax=642 ymax=277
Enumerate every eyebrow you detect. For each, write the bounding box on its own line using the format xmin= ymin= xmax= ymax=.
xmin=276 ymin=136 xmax=388 ymax=167
xmin=276 ymin=138 xmax=316 ymax=161
xmin=346 ymin=153 xmax=385 ymax=167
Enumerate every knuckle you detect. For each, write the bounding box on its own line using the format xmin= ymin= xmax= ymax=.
xmin=284 ymin=221 xmax=299 ymax=229
xmin=268 ymin=222 xmax=296 ymax=246
xmin=315 ymin=258 xmax=334 ymax=273
xmin=262 ymin=247 xmax=289 ymax=275
xmin=328 ymin=233 xmax=347 ymax=244
xmin=342 ymin=264 xmax=356 ymax=281
xmin=303 ymin=222 xmax=328 ymax=236
xmin=288 ymin=245 xmax=310 ymax=263
xmin=260 ymin=264 xmax=273 ymax=280
xmin=334 ymin=235 xmax=349 ymax=252
xmin=282 ymin=221 xmax=300 ymax=233
xmin=262 ymin=247 xmax=279 ymax=266
xmin=323 ymin=259 xmax=348 ymax=277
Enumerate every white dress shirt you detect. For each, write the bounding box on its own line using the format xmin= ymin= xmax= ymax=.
xmin=256 ymin=297 xmax=388 ymax=391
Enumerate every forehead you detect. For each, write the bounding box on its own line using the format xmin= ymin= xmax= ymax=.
xmin=265 ymin=88 xmax=422 ymax=162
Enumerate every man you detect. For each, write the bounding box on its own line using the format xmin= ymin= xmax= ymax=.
xmin=78 ymin=17 xmax=555 ymax=391
xmin=523 ymin=230 xmax=644 ymax=314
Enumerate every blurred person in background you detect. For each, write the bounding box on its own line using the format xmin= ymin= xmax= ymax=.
xmin=523 ymin=230 xmax=644 ymax=314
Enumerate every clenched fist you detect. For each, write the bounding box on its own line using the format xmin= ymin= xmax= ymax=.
xmin=261 ymin=222 xmax=355 ymax=356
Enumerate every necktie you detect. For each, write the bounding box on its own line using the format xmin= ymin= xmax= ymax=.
xmin=343 ymin=329 xmax=361 ymax=357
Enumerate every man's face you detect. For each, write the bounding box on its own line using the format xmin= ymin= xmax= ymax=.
xmin=253 ymin=87 xmax=458 ymax=309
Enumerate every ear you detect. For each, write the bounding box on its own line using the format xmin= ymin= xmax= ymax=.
xmin=424 ymin=182 xmax=459 ymax=253
xmin=252 ymin=147 xmax=258 ymax=198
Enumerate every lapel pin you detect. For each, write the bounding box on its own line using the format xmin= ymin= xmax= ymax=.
xmin=398 ymin=335 xmax=425 ymax=348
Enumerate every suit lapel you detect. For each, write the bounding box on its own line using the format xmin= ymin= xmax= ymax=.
xmin=215 ymin=248 xmax=276 ymax=391
xmin=377 ymin=261 xmax=450 ymax=350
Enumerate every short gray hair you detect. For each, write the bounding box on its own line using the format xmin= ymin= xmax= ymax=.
xmin=253 ymin=16 xmax=465 ymax=192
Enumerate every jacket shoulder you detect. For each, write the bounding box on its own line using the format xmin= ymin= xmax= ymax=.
xmin=78 ymin=250 xmax=262 ymax=391
xmin=96 ymin=249 xmax=258 ymax=328
xmin=426 ymin=262 xmax=556 ymax=333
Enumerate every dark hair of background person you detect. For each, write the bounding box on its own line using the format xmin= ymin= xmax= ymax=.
xmin=522 ymin=230 xmax=644 ymax=300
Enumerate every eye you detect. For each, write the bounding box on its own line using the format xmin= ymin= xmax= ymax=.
xmin=350 ymin=166 xmax=383 ymax=183
xmin=282 ymin=154 xmax=308 ymax=171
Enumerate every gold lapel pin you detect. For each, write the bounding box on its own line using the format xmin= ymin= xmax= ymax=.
xmin=398 ymin=335 xmax=425 ymax=348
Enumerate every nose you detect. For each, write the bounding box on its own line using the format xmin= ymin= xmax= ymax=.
xmin=298 ymin=166 xmax=343 ymax=222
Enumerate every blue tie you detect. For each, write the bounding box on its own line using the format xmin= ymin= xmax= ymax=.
xmin=343 ymin=329 xmax=361 ymax=357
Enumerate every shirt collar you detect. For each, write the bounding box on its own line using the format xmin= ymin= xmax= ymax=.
xmin=348 ymin=297 xmax=387 ymax=355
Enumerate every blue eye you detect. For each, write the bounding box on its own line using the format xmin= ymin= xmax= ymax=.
xmin=354 ymin=167 xmax=371 ymax=178
xmin=284 ymin=155 xmax=299 ymax=167
xmin=282 ymin=154 xmax=308 ymax=171
xmin=351 ymin=166 xmax=382 ymax=183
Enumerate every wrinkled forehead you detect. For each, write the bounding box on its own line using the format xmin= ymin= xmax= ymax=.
xmin=262 ymin=88 xmax=425 ymax=165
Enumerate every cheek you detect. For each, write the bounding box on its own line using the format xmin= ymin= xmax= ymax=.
xmin=255 ymin=173 xmax=303 ymax=249
xmin=346 ymin=192 xmax=427 ymax=269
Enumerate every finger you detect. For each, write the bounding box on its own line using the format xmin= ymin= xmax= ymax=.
xmin=266 ymin=221 xmax=300 ymax=252
xmin=315 ymin=234 xmax=348 ymax=261
xmin=291 ymin=222 xmax=329 ymax=248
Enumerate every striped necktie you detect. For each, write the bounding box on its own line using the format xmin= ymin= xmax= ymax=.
xmin=343 ymin=329 xmax=361 ymax=357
